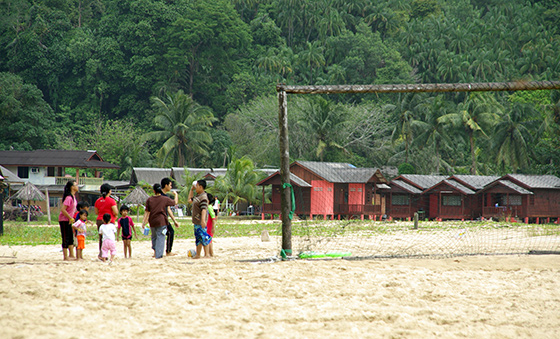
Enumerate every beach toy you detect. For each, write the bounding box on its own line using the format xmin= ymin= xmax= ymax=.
xmin=188 ymin=249 xmax=197 ymax=257
xmin=143 ymin=227 xmax=150 ymax=236
xmin=299 ymin=251 xmax=352 ymax=259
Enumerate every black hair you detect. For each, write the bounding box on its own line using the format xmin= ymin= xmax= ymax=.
xmin=102 ymin=213 xmax=111 ymax=223
xmin=78 ymin=209 xmax=89 ymax=217
xmin=197 ymin=179 xmax=207 ymax=189
xmin=62 ymin=180 xmax=76 ymax=202
xmin=161 ymin=177 xmax=172 ymax=188
xmin=120 ymin=205 xmax=130 ymax=213
xmin=100 ymin=183 xmax=113 ymax=198
xmin=153 ymin=183 xmax=164 ymax=195
xmin=207 ymin=193 xmax=215 ymax=205
xmin=77 ymin=201 xmax=89 ymax=210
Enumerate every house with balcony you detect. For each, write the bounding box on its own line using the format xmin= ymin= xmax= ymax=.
xmin=257 ymin=161 xmax=388 ymax=220
xmin=0 ymin=150 xmax=119 ymax=211
xmin=478 ymin=174 xmax=560 ymax=223
xmin=384 ymin=174 xmax=447 ymax=220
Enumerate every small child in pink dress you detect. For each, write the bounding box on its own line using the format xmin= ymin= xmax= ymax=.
xmin=98 ymin=213 xmax=117 ymax=263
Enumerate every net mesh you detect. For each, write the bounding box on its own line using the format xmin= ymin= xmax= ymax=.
xmin=288 ymin=219 xmax=560 ymax=259
xmin=272 ymin=81 xmax=560 ymax=260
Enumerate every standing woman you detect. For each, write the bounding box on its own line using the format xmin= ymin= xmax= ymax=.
xmin=142 ymin=183 xmax=178 ymax=259
xmin=59 ymin=180 xmax=79 ymax=260
xmin=94 ymin=183 xmax=118 ymax=260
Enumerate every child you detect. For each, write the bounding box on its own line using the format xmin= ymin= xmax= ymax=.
xmin=206 ymin=193 xmax=217 ymax=257
xmin=73 ymin=201 xmax=91 ymax=248
xmin=98 ymin=213 xmax=117 ymax=263
xmin=72 ymin=210 xmax=88 ymax=261
xmin=117 ymin=205 xmax=137 ymax=258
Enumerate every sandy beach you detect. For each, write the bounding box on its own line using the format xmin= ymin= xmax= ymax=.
xmin=1 ymin=236 xmax=559 ymax=338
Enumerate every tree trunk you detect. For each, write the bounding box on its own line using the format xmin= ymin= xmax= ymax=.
xmin=470 ymin=133 xmax=476 ymax=175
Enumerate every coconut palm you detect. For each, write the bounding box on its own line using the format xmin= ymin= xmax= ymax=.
xmin=438 ymin=94 xmax=501 ymax=174
xmin=491 ymin=102 xmax=540 ymax=172
xmin=211 ymin=157 xmax=265 ymax=209
xmin=146 ymin=90 xmax=217 ymax=167
xmin=412 ymin=95 xmax=453 ymax=174
xmin=297 ymin=96 xmax=348 ymax=161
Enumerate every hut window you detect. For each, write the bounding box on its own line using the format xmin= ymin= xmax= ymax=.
xmin=392 ymin=195 xmax=409 ymax=205
xmin=18 ymin=166 xmax=29 ymax=179
xmin=443 ymin=195 xmax=461 ymax=206
xmin=47 ymin=167 xmax=55 ymax=177
xmin=508 ymin=195 xmax=522 ymax=206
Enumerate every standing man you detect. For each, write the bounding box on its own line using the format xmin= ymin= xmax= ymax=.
xmin=188 ymin=179 xmax=212 ymax=258
xmin=161 ymin=178 xmax=179 ymax=256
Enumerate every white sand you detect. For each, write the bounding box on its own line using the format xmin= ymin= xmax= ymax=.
xmin=1 ymin=237 xmax=559 ymax=338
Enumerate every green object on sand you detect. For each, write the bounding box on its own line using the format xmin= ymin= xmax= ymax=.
xmin=299 ymin=251 xmax=352 ymax=259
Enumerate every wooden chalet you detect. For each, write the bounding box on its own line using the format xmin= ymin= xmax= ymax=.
xmin=384 ymin=175 xmax=446 ymax=220
xmin=478 ymin=174 xmax=560 ymax=223
xmin=257 ymin=161 xmax=388 ymax=220
xmin=422 ymin=175 xmax=500 ymax=220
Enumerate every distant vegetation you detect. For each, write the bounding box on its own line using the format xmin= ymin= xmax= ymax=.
xmin=1 ymin=0 xmax=559 ymax=177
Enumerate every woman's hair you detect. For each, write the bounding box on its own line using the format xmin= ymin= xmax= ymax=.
xmin=207 ymin=193 xmax=215 ymax=205
xmin=153 ymin=183 xmax=164 ymax=195
xmin=103 ymin=213 xmax=111 ymax=223
xmin=62 ymin=180 xmax=76 ymax=202
xmin=100 ymin=183 xmax=112 ymax=198
xmin=120 ymin=205 xmax=130 ymax=213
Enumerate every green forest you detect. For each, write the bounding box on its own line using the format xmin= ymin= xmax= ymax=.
xmin=1 ymin=0 xmax=559 ymax=180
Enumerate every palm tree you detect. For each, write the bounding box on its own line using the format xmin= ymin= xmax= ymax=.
xmin=211 ymin=157 xmax=265 ymax=209
xmin=491 ymin=102 xmax=539 ymax=172
xmin=147 ymin=90 xmax=217 ymax=167
xmin=297 ymin=96 xmax=348 ymax=161
xmin=298 ymin=41 xmax=325 ymax=84
xmin=390 ymin=93 xmax=423 ymax=163
xmin=438 ymin=94 xmax=501 ymax=174
xmin=412 ymin=95 xmax=453 ymax=174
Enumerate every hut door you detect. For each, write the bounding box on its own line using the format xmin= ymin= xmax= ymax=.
xmin=429 ymin=194 xmax=439 ymax=219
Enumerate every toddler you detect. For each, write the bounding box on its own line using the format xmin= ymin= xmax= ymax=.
xmin=72 ymin=210 xmax=88 ymax=260
xmin=99 ymin=213 xmax=117 ymax=262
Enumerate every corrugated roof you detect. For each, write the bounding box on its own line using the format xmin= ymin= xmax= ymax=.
xmin=172 ymin=167 xmax=228 ymax=186
xmin=256 ymin=171 xmax=312 ymax=187
xmin=399 ymin=174 xmax=447 ymax=189
xmin=0 ymin=165 xmax=24 ymax=184
xmin=294 ymin=161 xmax=383 ymax=183
xmin=443 ymin=179 xmax=476 ymax=195
xmin=390 ymin=180 xmax=423 ymax=194
xmin=451 ymin=175 xmax=501 ymax=190
xmin=131 ymin=168 xmax=172 ymax=186
xmin=497 ymin=180 xmax=534 ymax=194
xmin=0 ymin=150 xmax=119 ymax=169
xmin=506 ymin=174 xmax=560 ymax=189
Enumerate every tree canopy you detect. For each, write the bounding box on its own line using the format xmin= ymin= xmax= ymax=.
xmin=1 ymin=0 xmax=559 ymax=178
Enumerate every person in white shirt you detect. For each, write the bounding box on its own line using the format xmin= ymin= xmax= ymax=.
xmin=99 ymin=213 xmax=117 ymax=262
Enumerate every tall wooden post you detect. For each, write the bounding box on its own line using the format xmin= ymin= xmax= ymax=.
xmin=45 ymin=188 xmax=51 ymax=225
xmin=278 ymin=89 xmax=292 ymax=256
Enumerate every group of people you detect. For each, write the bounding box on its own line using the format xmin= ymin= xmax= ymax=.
xmin=57 ymin=177 xmax=217 ymax=262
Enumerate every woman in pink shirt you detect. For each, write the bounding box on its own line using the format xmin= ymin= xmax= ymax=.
xmin=94 ymin=183 xmax=118 ymax=260
xmin=58 ymin=180 xmax=79 ymax=260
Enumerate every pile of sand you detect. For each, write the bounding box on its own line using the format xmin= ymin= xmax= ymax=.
xmin=1 ymin=236 xmax=559 ymax=338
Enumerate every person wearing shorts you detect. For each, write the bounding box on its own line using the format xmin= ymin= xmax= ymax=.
xmin=188 ymin=180 xmax=212 ymax=259
xmin=117 ymin=205 xmax=137 ymax=258
xmin=72 ymin=209 xmax=88 ymax=261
